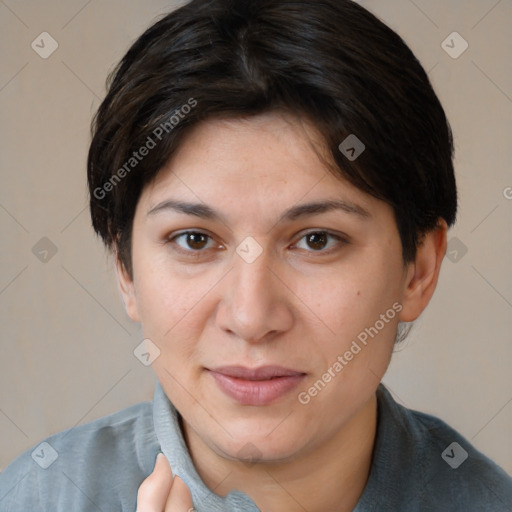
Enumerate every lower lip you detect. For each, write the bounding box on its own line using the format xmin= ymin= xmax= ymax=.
xmin=208 ymin=371 xmax=306 ymax=406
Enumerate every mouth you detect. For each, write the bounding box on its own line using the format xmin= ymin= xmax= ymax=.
xmin=206 ymin=365 xmax=307 ymax=406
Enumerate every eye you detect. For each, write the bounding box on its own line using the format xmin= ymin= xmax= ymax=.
xmin=293 ymin=231 xmax=347 ymax=253
xmin=170 ymin=231 xmax=218 ymax=253
xmin=166 ymin=229 xmax=348 ymax=257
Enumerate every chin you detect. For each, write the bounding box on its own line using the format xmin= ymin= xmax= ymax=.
xmin=211 ymin=426 xmax=308 ymax=465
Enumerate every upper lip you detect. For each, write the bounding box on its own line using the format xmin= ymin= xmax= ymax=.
xmin=207 ymin=365 xmax=306 ymax=380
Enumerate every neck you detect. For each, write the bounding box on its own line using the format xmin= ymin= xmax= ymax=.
xmin=182 ymin=393 xmax=378 ymax=512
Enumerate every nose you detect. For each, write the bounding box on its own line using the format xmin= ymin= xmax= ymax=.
xmin=215 ymin=249 xmax=294 ymax=344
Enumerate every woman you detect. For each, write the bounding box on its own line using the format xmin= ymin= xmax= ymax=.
xmin=1 ymin=0 xmax=511 ymax=510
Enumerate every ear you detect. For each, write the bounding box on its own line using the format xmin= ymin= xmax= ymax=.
xmin=399 ymin=219 xmax=448 ymax=323
xmin=115 ymin=252 xmax=140 ymax=323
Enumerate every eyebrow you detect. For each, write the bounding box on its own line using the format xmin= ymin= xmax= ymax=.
xmin=146 ymin=198 xmax=371 ymax=223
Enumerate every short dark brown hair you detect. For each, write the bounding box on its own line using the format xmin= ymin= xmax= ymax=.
xmin=87 ymin=0 xmax=457 ymax=278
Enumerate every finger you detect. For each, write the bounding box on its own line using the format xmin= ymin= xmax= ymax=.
xmin=137 ymin=453 xmax=174 ymax=512
xmin=165 ymin=475 xmax=194 ymax=511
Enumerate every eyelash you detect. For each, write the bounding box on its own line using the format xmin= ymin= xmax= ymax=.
xmin=166 ymin=230 xmax=349 ymax=257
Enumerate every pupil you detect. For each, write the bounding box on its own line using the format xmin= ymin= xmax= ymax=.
xmin=307 ymin=232 xmax=327 ymax=250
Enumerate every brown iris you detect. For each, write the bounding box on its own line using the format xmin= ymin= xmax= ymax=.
xmin=305 ymin=232 xmax=328 ymax=251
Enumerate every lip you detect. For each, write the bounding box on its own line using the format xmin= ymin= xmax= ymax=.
xmin=207 ymin=365 xmax=306 ymax=406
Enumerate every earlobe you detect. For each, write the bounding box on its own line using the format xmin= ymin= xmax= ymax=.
xmin=115 ymin=255 xmax=140 ymax=323
xmin=399 ymin=220 xmax=448 ymax=323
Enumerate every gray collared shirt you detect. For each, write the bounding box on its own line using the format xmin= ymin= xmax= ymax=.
xmin=1 ymin=380 xmax=511 ymax=511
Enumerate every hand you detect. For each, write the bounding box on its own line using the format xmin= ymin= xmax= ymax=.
xmin=137 ymin=453 xmax=194 ymax=511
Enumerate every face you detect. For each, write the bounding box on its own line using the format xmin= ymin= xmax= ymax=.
xmin=119 ymin=111 xmax=420 ymax=464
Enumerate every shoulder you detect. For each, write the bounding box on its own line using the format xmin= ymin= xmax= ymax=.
xmin=412 ymin=408 xmax=512 ymax=509
xmin=0 ymin=400 xmax=160 ymax=512
xmin=373 ymin=385 xmax=512 ymax=511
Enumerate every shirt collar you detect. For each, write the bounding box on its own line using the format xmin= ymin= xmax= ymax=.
xmin=353 ymin=383 xmax=426 ymax=511
xmin=152 ymin=380 xmax=260 ymax=511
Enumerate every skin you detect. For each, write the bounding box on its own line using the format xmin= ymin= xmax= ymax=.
xmin=118 ymin=111 xmax=448 ymax=512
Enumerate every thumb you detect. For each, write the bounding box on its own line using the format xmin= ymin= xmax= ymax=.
xmin=164 ymin=474 xmax=194 ymax=511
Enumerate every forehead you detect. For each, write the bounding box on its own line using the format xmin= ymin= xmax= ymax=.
xmin=141 ymin=112 xmax=374 ymax=214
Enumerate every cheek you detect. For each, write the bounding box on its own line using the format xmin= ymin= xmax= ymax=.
xmin=133 ymin=242 xmax=192 ymax=321
xmin=132 ymin=248 xmax=221 ymax=365
xmin=314 ymin=264 xmax=401 ymax=338
xmin=305 ymin=250 xmax=403 ymax=379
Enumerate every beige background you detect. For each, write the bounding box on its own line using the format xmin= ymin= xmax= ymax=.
xmin=1 ymin=0 xmax=511 ymax=476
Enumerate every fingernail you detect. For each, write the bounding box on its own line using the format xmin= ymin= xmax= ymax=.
xmin=156 ymin=452 xmax=165 ymax=461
